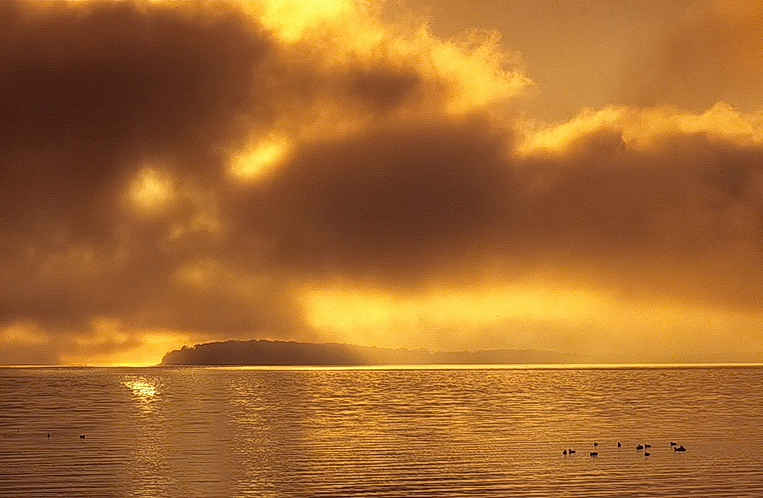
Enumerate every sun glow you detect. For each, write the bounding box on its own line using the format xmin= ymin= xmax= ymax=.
xmin=301 ymin=282 xmax=763 ymax=358
xmin=59 ymin=319 xmax=199 ymax=366
xmin=301 ymin=283 xmax=606 ymax=351
xmin=230 ymin=135 xmax=292 ymax=181
xmin=255 ymin=0 xmax=357 ymax=42
xmin=253 ymin=0 xmax=528 ymax=120
xmin=303 ymin=284 xmax=602 ymax=331
xmin=128 ymin=167 xmax=175 ymax=213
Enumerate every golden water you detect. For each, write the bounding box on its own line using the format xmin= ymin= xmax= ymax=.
xmin=2 ymin=366 xmax=762 ymax=497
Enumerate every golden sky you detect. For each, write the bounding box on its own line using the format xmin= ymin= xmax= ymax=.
xmin=1 ymin=0 xmax=762 ymax=365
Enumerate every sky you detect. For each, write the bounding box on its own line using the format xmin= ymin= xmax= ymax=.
xmin=1 ymin=0 xmax=763 ymax=366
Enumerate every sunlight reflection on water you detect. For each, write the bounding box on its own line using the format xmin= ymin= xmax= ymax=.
xmin=1 ymin=366 xmax=763 ymax=497
xmin=122 ymin=377 xmax=160 ymax=398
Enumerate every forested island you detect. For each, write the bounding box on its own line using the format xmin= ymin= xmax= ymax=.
xmin=160 ymin=339 xmax=571 ymax=366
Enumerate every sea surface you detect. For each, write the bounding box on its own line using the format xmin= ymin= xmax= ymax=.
xmin=1 ymin=365 xmax=762 ymax=497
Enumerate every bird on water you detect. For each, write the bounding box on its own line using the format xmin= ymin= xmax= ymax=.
xmin=674 ymin=445 xmax=687 ymax=452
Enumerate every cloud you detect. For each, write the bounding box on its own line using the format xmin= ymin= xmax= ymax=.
xmin=230 ymin=116 xmax=516 ymax=283
xmin=0 ymin=0 xmax=272 ymax=236
xmin=514 ymin=104 xmax=763 ymax=305
xmin=1 ymin=0 xmax=762 ymax=364
xmin=623 ymin=0 xmax=763 ymax=112
xmin=0 ymin=0 xmax=527 ymax=363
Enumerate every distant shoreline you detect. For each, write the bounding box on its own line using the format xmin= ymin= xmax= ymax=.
xmin=160 ymin=339 xmax=575 ymax=366
xmin=3 ymin=363 xmax=763 ymax=369
xmin=158 ymin=339 xmax=763 ymax=368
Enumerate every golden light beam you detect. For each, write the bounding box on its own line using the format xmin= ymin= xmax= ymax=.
xmin=229 ymin=135 xmax=293 ymax=181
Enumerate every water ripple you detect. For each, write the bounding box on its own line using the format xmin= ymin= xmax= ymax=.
xmin=1 ymin=366 xmax=762 ymax=497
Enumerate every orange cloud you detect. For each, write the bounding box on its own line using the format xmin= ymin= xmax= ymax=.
xmin=518 ymin=103 xmax=763 ymax=156
xmin=2 ymin=0 xmax=763 ymax=365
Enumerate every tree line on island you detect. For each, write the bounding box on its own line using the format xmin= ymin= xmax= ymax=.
xmin=160 ymin=339 xmax=571 ymax=366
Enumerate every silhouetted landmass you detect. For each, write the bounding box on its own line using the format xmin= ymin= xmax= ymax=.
xmin=160 ymin=339 xmax=571 ymax=366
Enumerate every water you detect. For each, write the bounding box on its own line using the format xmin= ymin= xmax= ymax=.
xmin=1 ymin=366 xmax=762 ymax=497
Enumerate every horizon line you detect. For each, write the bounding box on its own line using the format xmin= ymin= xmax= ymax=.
xmin=4 ymin=362 xmax=763 ymax=369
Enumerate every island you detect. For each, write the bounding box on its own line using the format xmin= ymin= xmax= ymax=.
xmin=160 ymin=339 xmax=571 ymax=366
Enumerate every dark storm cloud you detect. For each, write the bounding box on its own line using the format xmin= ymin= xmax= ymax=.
xmin=238 ymin=114 xmax=763 ymax=304
xmin=231 ymin=118 xmax=515 ymax=281
xmin=0 ymin=0 xmax=270 ymax=234
xmin=0 ymin=0 xmax=285 ymax=343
